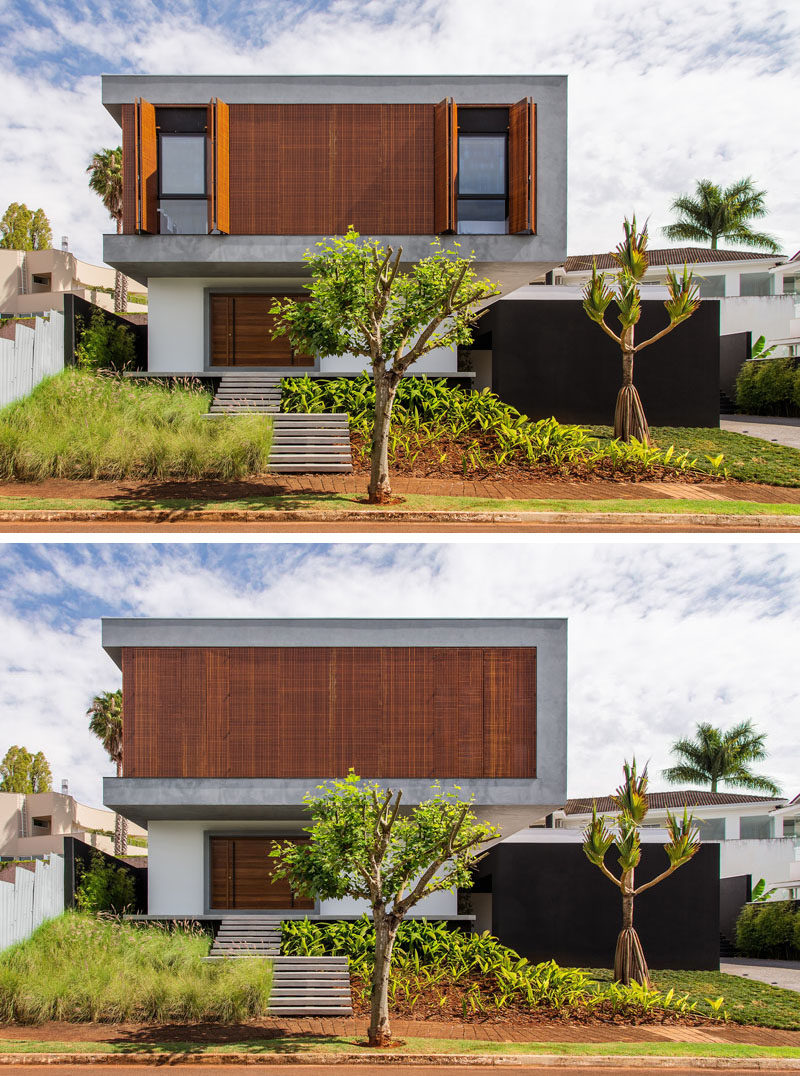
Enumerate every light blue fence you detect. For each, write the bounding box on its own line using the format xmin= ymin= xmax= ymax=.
xmin=0 ymin=856 xmax=64 ymax=951
xmin=0 ymin=311 xmax=64 ymax=409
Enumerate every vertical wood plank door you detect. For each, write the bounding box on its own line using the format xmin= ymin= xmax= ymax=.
xmin=209 ymin=295 xmax=314 ymax=367
xmin=209 ymin=837 xmax=315 ymax=910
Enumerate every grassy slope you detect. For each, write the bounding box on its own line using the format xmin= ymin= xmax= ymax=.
xmin=0 ymin=913 xmax=271 ymax=1023
xmin=0 ymin=371 xmax=272 ymax=480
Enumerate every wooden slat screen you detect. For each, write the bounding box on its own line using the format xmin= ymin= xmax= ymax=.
xmin=121 ymin=104 xmax=137 ymax=236
xmin=209 ymin=837 xmax=314 ymax=910
xmin=207 ymin=98 xmax=230 ymax=234
xmin=122 ymin=646 xmax=536 ymax=779
xmin=135 ymin=98 xmax=158 ymax=234
xmin=508 ymin=97 xmax=536 ymax=235
xmin=228 ymin=103 xmax=434 ymax=235
xmin=433 ymin=97 xmax=457 ymax=234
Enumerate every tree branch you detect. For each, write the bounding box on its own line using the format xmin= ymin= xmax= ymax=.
xmin=634 ymin=321 xmax=678 ymax=354
xmin=633 ymin=862 xmax=681 ymax=896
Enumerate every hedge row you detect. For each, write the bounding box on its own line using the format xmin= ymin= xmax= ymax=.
xmin=736 ymin=901 xmax=800 ymax=959
xmin=735 ymin=357 xmax=800 ymax=417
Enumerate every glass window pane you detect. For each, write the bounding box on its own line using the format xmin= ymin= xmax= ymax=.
xmin=458 ymin=135 xmax=506 ymax=196
xmin=740 ymin=272 xmax=772 ymax=297
xmin=698 ymin=275 xmax=725 ymax=298
xmin=740 ymin=815 xmax=771 ymax=839
xmin=158 ymin=199 xmax=208 ymax=235
xmin=457 ymin=199 xmax=507 ymax=235
xmin=161 ymin=135 xmax=206 ymax=195
xmin=696 ymin=817 xmax=725 ymax=841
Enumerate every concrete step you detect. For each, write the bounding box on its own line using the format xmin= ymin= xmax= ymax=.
xmin=268 ymin=464 xmax=353 ymax=473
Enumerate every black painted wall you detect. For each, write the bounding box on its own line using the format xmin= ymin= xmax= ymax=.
xmin=720 ymin=874 xmax=751 ymax=942
xmin=477 ymin=840 xmax=720 ymax=971
xmin=485 ymin=298 xmax=720 ymax=428
xmin=63 ymin=293 xmax=147 ymax=369
xmin=720 ymin=332 xmax=751 ymax=399
xmin=63 ymin=836 xmax=148 ymax=912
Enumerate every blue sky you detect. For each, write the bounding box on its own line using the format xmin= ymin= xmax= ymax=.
xmin=0 ymin=539 xmax=797 ymax=809
xmin=1 ymin=0 xmax=797 ymax=264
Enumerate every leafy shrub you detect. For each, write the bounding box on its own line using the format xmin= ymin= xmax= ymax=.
xmin=75 ymin=855 xmax=135 ymax=914
xmin=735 ymin=357 xmax=800 ymax=416
xmin=0 ymin=369 xmax=272 ymax=480
xmin=0 ymin=912 xmax=272 ymax=1023
xmin=736 ymin=901 xmax=799 ymax=959
xmin=282 ymin=375 xmax=725 ymax=478
xmin=75 ymin=309 xmax=137 ymax=371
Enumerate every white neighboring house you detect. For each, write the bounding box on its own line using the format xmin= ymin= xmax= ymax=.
xmin=553 ymin=247 xmax=800 ymax=357
xmin=0 ymin=247 xmax=147 ymax=318
xmin=551 ymin=790 xmax=800 ymax=900
xmin=0 ymin=790 xmax=147 ymax=860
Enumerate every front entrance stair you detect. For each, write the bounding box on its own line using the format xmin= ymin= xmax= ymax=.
xmin=209 ymin=373 xmax=282 ymax=414
xmin=205 ymin=917 xmax=352 ymax=1016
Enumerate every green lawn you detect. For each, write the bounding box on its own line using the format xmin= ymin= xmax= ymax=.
xmin=0 ymin=1038 xmax=798 ymax=1060
xmin=590 ymin=425 xmax=800 ymax=487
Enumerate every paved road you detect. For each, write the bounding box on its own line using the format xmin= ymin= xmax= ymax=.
xmin=1 ymin=1067 xmax=790 ymax=1076
xmin=722 ymin=957 xmax=800 ymax=993
xmin=721 ymin=414 xmax=800 ymax=450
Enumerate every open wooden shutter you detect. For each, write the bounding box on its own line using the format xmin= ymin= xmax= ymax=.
xmin=121 ymin=104 xmax=137 ymax=235
xmin=508 ymin=97 xmax=536 ymax=235
xmin=207 ymin=98 xmax=230 ymax=235
xmin=135 ymin=98 xmax=158 ymax=234
xmin=434 ymin=97 xmax=458 ymax=234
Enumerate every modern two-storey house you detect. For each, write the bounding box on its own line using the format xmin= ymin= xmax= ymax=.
xmin=101 ymin=616 xmax=568 ymax=918
xmin=100 ymin=74 xmax=568 ymax=376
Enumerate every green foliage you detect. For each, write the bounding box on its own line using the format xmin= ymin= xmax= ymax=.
xmin=751 ymin=878 xmax=778 ymax=903
xmin=662 ymin=177 xmax=780 ymax=252
xmin=282 ymin=376 xmax=726 ymax=479
xmin=87 ymin=690 xmax=123 ymax=772
xmin=662 ymin=720 xmax=780 ymax=795
xmin=271 ymin=773 xmax=497 ymax=911
xmin=75 ymin=856 xmax=135 ymax=914
xmin=735 ymin=357 xmax=800 ymax=417
xmin=0 ymin=203 xmax=52 ymax=250
xmin=0 ymin=369 xmax=273 ymax=480
xmin=0 ymin=912 xmax=272 ymax=1023
xmin=75 ymin=310 xmax=137 ymax=371
xmin=0 ymin=746 xmax=52 ymax=793
xmin=87 ymin=148 xmax=123 ymax=228
xmin=736 ymin=902 xmax=800 ymax=960
xmin=751 ymin=335 xmax=777 ymax=361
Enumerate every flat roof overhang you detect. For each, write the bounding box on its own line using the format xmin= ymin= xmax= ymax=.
xmin=104 ymin=777 xmax=564 ymax=829
xmin=102 ymin=234 xmax=561 ymax=295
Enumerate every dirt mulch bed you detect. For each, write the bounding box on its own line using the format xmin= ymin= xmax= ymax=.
xmin=1 ymin=476 xmax=800 ymax=505
xmin=1 ymin=1018 xmax=799 ymax=1047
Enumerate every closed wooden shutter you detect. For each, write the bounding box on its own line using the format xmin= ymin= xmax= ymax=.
xmin=508 ymin=98 xmax=536 ymax=234
xmin=433 ymin=97 xmax=457 ymax=234
xmin=208 ymin=98 xmax=230 ymax=234
xmin=135 ymin=98 xmax=158 ymax=234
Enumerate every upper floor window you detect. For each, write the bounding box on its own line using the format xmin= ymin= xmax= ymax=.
xmin=157 ymin=109 xmax=208 ymax=235
xmin=457 ymin=108 xmax=508 ymax=235
xmin=740 ymin=272 xmax=772 ymax=297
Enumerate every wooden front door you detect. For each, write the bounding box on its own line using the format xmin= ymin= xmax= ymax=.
xmin=209 ymin=836 xmax=315 ymax=911
xmin=209 ymin=294 xmax=314 ymax=367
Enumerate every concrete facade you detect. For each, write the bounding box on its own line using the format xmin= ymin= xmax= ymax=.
xmin=102 ymin=616 xmax=568 ymax=916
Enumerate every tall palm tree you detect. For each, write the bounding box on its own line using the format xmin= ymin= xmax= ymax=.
xmin=662 ymin=720 xmax=781 ymax=796
xmin=87 ymin=689 xmax=127 ymax=854
xmin=87 ymin=147 xmax=127 ymax=312
xmin=662 ymin=178 xmax=780 ymax=253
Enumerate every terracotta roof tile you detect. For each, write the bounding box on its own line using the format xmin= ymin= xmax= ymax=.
xmin=563 ymin=790 xmax=783 ymax=815
xmin=564 ymin=248 xmax=784 ymax=273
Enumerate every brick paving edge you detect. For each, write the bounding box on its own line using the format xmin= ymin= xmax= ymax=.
xmin=0 ymin=1053 xmax=798 ymax=1069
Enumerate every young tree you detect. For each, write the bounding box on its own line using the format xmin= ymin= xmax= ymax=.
xmin=662 ymin=177 xmax=780 ymax=253
xmin=0 ymin=203 xmax=53 ymax=250
xmin=271 ymin=229 xmax=499 ymax=503
xmin=87 ymin=148 xmax=127 ymax=312
xmin=87 ymin=689 xmax=127 ymax=854
xmin=0 ymin=745 xmax=52 ymax=793
xmin=662 ymin=720 xmax=780 ymax=795
xmin=271 ymin=772 xmax=498 ymax=1046
xmin=582 ymin=760 xmax=700 ymax=988
xmin=582 ymin=217 xmax=699 ymax=444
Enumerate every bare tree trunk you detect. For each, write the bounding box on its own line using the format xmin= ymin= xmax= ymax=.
xmin=114 ymin=812 xmax=123 ymax=856
xmin=113 ymin=219 xmax=128 ymax=313
xmin=368 ymin=912 xmax=399 ymax=1046
xmin=119 ymin=272 xmax=128 ymax=314
xmin=613 ymin=334 xmax=651 ymax=445
xmin=368 ymin=369 xmax=399 ymax=504
xmin=613 ymin=880 xmax=652 ymax=988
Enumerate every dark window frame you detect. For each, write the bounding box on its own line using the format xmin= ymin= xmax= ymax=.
xmin=158 ymin=132 xmax=208 ymax=200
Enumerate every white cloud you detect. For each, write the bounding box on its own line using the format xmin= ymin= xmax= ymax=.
xmin=0 ymin=0 xmax=797 ymax=263
xmin=0 ymin=540 xmax=797 ymax=809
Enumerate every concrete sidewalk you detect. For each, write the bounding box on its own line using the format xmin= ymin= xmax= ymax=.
xmin=720 ymin=415 xmax=800 ymax=450
xmin=721 ymin=958 xmax=800 ymax=993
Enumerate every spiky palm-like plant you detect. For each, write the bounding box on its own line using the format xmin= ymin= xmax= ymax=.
xmin=87 ymin=689 xmax=127 ymax=855
xmin=582 ymin=217 xmax=699 ymax=445
xmin=87 ymin=147 xmax=127 ymax=312
xmin=582 ymin=760 xmax=700 ymax=988
xmin=662 ymin=720 xmax=780 ymax=796
xmin=662 ymin=178 xmax=780 ymax=253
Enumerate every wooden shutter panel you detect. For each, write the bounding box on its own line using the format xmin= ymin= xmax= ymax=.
xmin=121 ymin=104 xmax=137 ymax=235
xmin=135 ymin=98 xmax=158 ymax=234
xmin=207 ymin=98 xmax=230 ymax=235
xmin=434 ymin=97 xmax=457 ymax=234
xmin=508 ymin=98 xmax=536 ymax=235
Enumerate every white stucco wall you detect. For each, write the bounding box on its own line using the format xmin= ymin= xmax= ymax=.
xmin=319 ymin=889 xmax=457 ymax=917
xmin=719 ymin=838 xmax=797 ymax=893
xmin=719 ymin=295 xmax=797 ymax=343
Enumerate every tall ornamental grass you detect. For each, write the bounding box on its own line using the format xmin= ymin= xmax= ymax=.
xmin=0 ymin=370 xmax=272 ymax=480
xmin=0 ymin=913 xmax=272 ymax=1024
